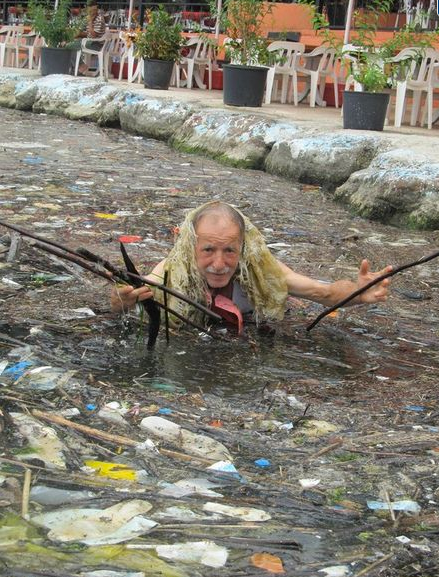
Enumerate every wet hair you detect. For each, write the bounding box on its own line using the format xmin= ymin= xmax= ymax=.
xmin=192 ymin=201 xmax=245 ymax=242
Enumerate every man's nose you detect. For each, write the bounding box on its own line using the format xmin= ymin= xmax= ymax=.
xmin=212 ymin=253 xmax=226 ymax=270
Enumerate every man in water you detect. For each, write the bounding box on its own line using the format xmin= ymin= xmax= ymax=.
xmin=111 ymin=201 xmax=391 ymax=331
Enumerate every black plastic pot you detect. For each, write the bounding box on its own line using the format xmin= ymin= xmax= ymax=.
xmin=223 ymin=64 xmax=268 ymax=107
xmin=343 ymin=91 xmax=390 ymax=131
xmin=143 ymin=59 xmax=174 ymax=90
xmin=40 ymin=47 xmax=74 ymax=76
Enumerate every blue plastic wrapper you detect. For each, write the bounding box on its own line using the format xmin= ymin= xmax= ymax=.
xmin=3 ymin=361 xmax=33 ymax=381
xmin=254 ymin=458 xmax=271 ymax=468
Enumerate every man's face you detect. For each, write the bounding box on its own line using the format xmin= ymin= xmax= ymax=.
xmin=195 ymin=215 xmax=242 ymax=289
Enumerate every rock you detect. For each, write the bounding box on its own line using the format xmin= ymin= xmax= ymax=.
xmin=265 ymin=132 xmax=382 ymax=187
xmin=15 ymin=79 xmax=39 ymax=110
xmin=172 ymin=110 xmax=299 ymax=169
xmin=119 ymin=97 xmax=194 ymax=141
xmin=0 ymin=81 xmax=17 ymax=108
xmin=334 ymin=150 xmax=439 ymax=229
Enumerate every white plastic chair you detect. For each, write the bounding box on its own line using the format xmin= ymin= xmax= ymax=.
xmin=294 ymin=46 xmax=339 ymax=108
xmin=0 ymin=25 xmax=23 ymax=68
xmin=116 ymin=33 xmax=140 ymax=83
xmin=394 ymin=48 xmax=439 ymax=129
xmin=17 ymin=31 xmax=43 ymax=70
xmin=265 ymin=41 xmax=305 ymax=105
xmin=74 ymin=31 xmax=112 ymax=79
xmin=174 ymin=36 xmax=215 ymax=90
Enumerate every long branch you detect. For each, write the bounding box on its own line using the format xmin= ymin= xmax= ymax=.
xmin=306 ymin=248 xmax=439 ymax=331
xmin=0 ymin=219 xmax=220 ymax=322
xmin=28 ymin=240 xmax=211 ymax=333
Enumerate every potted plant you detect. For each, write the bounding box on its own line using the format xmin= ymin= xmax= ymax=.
xmin=301 ymin=0 xmax=438 ymax=131
xmin=214 ymin=0 xmax=274 ymax=107
xmin=132 ymin=6 xmax=186 ymax=90
xmin=28 ymin=0 xmax=80 ymax=76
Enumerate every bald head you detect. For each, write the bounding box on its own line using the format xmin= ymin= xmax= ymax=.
xmin=192 ymin=202 xmax=245 ymax=242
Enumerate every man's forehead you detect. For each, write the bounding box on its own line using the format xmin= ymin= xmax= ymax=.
xmin=195 ymin=214 xmax=241 ymax=240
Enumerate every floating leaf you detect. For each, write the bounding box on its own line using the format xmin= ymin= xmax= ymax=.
xmin=251 ymin=552 xmax=285 ymax=573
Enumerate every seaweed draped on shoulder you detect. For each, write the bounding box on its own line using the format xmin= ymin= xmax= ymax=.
xmin=152 ymin=202 xmax=288 ymax=328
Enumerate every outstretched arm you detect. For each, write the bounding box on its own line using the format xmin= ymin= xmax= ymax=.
xmin=110 ymin=259 xmax=165 ymax=313
xmin=277 ymin=259 xmax=392 ymax=307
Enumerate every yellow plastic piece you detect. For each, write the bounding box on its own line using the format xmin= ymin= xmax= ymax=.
xmin=84 ymin=460 xmax=137 ymax=481
xmin=94 ymin=212 xmax=118 ymax=219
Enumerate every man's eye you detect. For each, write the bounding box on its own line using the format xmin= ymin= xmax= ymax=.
xmin=203 ymin=247 xmax=213 ymax=253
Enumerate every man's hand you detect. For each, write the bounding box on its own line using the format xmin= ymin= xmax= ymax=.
xmin=357 ymin=259 xmax=392 ymax=304
xmin=110 ymin=284 xmax=154 ymax=314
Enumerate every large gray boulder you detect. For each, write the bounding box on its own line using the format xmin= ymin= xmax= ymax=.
xmin=119 ymin=97 xmax=194 ymax=141
xmin=334 ymin=149 xmax=439 ymax=229
xmin=265 ymin=132 xmax=383 ymax=187
xmin=31 ymin=76 xmax=120 ymax=121
xmin=171 ymin=110 xmax=302 ymax=169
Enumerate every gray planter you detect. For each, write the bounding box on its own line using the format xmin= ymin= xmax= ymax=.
xmin=40 ymin=47 xmax=74 ymax=76
xmin=143 ymin=59 xmax=174 ymax=90
xmin=223 ymin=64 xmax=268 ymax=107
xmin=343 ymin=91 xmax=390 ymax=131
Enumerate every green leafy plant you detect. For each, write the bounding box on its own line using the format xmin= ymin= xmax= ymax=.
xmin=133 ymin=6 xmax=186 ymax=61
xmin=28 ymin=0 xmax=80 ymax=48
xmin=300 ymin=0 xmax=439 ymax=93
xmin=213 ymin=0 xmax=273 ymax=66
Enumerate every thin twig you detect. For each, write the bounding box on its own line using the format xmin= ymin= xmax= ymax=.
xmin=163 ymin=269 xmax=170 ymax=343
xmin=354 ymin=552 xmax=395 ymax=577
xmin=306 ymin=248 xmax=439 ymax=331
xmin=21 ymin=468 xmax=31 ymax=518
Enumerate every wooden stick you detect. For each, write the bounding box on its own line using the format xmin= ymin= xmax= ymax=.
xmin=354 ymin=552 xmax=395 ymax=577
xmin=31 ymin=410 xmax=216 ymax=464
xmin=32 ymin=409 xmax=138 ymax=447
xmin=0 ymin=219 xmax=221 ymax=322
xmin=306 ymin=248 xmax=439 ymax=331
xmin=21 ymin=468 xmax=32 ymax=518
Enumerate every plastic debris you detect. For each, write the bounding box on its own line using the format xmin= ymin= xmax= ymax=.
xmin=158 ymin=408 xmax=173 ymax=415
xmin=404 ymin=405 xmax=425 ymax=412
xmin=251 ymin=552 xmax=285 ymax=574
xmin=299 ymin=478 xmax=321 ymax=489
xmin=32 ymin=500 xmax=156 ymax=545
xmin=318 ymin=565 xmax=350 ymax=577
xmin=118 ymin=235 xmax=143 ymax=243
xmin=367 ymin=500 xmax=421 ymax=513
xmin=203 ymin=502 xmax=271 ymax=522
xmin=84 ymin=461 xmax=140 ymax=482
xmin=207 ymin=460 xmax=242 ymax=480
xmin=15 ymin=366 xmax=75 ymax=391
xmin=3 ymin=361 xmax=33 ymax=381
xmin=30 ymin=486 xmax=96 ymax=506
xmin=254 ymin=458 xmax=271 ymax=468
xmin=60 ymin=307 xmax=96 ymax=320
xmin=159 ymin=478 xmax=223 ymax=499
xmin=10 ymin=412 xmax=67 ymax=469
xmin=139 ymin=416 xmax=232 ymax=461
xmin=155 ymin=540 xmax=228 ymax=568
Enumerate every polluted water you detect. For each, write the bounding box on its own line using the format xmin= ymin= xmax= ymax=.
xmin=0 ymin=108 xmax=439 ymax=576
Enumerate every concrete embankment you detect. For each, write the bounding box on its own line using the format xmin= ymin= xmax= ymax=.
xmin=1 ymin=71 xmax=439 ymax=229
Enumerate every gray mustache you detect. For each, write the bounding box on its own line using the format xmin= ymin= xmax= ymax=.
xmin=205 ymin=266 xmax=232 ymax=274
